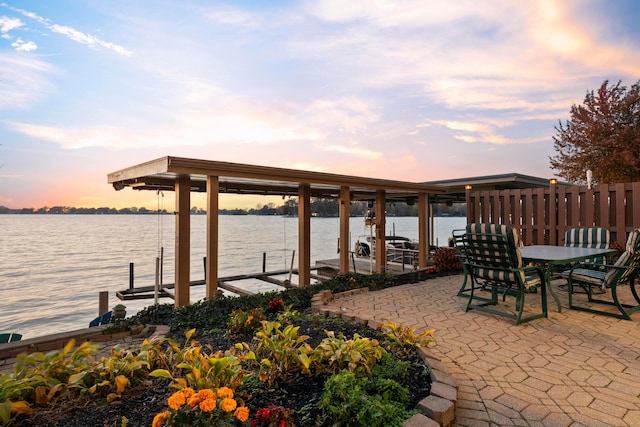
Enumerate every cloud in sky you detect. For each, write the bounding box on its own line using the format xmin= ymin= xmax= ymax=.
xmin=0 ymin=14 xmax=22 ymax=33
xmin=0 ymin=0 xmax=639 ymax=209
xmin=1 ymin=2 xmax=132 ymax=56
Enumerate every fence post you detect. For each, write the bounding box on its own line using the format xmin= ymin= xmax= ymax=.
xmin=549 ymin=178 xmax=558 ymax=245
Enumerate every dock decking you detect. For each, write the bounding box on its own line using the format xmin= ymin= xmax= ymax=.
xmin=115 ymin=266 xmax=333 ymax=300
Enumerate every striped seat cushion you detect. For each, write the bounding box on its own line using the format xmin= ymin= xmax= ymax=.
xmin=564 ymin=227 xmax=610 ymax=264
xmin=625 ymin=228 xmax=640 ymax=253
xmin=562 ymin=268 xmax=607 ymax=286
xmin=564 ymin=227 xmax=610 ymax=249
xmin=563 ymin=250 xmax=635 ymax=289
xmin=465 ymin=223 xmax=536 ymax=289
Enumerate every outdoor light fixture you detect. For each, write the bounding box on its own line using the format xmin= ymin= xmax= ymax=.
xmin=549 ymin=178 xmax=557 ymax=185
xmin=465 ymin=185 xmax=473 ymax=190
xmin=586 ymin=169 xmax=593 ymax=190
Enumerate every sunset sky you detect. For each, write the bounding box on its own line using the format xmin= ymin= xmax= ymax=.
xmin=1 ymin=0 xmax=639 ymax=210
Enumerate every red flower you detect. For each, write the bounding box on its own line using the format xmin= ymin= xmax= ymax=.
xmin=279 ymin=421 xmax=286 ymax=427
xmin=261 ymin=408 xmax=271 ymax=419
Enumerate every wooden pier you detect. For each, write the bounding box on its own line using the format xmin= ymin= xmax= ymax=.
xmin=116 ymin=266 xmax=333 ymax=301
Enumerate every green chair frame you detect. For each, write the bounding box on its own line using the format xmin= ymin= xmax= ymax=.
xmin=565 ymin=228 xmax=640 ymax=320
xmin=461 ymin=226 xmax=547 ymax=325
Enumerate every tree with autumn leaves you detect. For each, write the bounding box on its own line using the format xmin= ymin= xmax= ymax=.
xmin=550 ymin=80 xmax=640 ymax=184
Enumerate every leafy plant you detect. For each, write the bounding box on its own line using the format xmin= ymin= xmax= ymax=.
xmin=252 ymin=321 xmax=312 ymax=386
xmin=150 ymin=330 xmax=251 ymax=392
xmin=318 ymin=370 xmax=414 ymax=427
xmin=313 ymin=331 xmax=386 ymax=374
xmin=370 ymin=351 xmax=409 ymax=380
xmin=0 ymin=372 xmax=34 ymax=424
xmin=152 ymin=387 xmax=250 ymax=427
xmin=226 ymin=309 xmax=267 ymax=338
xmin=381 ymin=321 xmax=435 ymax=357
xmin=1 ymin=337 xmax=169 ymax=424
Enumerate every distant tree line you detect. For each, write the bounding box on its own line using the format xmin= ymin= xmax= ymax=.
xmin=0 ymin=198 xmax=466 ymax=217
xmin=0 ymin=205 xmax=166 ymax=215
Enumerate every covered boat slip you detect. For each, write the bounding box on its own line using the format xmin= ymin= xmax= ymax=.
xmin=108 ymin=156 xmax=446 ymax=307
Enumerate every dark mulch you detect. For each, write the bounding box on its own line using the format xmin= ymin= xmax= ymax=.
xmin=13 ymin=315 xmax=431 ymax=427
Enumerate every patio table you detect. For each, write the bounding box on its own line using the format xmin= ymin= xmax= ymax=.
xmin=520 ymin=245 xmax=618 ymax=313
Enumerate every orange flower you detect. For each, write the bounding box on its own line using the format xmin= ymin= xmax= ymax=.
xmin=234 ymin=406 xmax=250 ymax=422
xmin=220 ymin=397 xmax=237 ymax=412
xmin=167 ymin=391 xmax=186 ymax=410
xmin=217 ymin=386 xmax=234 ymax=399
xmin=199 ymin=398 xmax=217 ymax=412
xmin=152 ymin=411 xmax=170 ymax=427
xmin=187 ymin=396 xmax=201 ymax=409
xmin=197 ymin=389 xmax=216 ymax=400
xmin=182 ymin=387 xmax=196 ymax=399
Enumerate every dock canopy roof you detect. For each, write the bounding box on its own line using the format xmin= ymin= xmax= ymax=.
xmin=422 ymin=173 xmax=571 ymax=203
xmin=108 ymin=156 xmax=447 ymax=202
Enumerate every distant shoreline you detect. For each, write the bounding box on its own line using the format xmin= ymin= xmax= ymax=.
xmin=0 ymin=203 xmax=466 ymax=217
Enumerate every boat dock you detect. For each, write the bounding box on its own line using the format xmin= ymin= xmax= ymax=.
xmin=116 ymin=266 xmax=335 ymax=300
xmin=115 ymin=253 xmax=422 ymax=301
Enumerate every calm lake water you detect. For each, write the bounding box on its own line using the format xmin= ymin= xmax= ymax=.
xmin=0 ymin=215 xmax=465 ymax=339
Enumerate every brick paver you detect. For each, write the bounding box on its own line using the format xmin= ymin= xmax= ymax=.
xmin=323 ymin=275 xmax=640 ymax=426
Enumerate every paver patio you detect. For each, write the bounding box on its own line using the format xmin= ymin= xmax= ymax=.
xmin=322 ymin=274 xmax=640 ymax=426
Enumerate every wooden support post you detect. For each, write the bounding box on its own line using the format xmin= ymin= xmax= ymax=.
xmin=98 ymin=291 xmax=108 ymax=315
xmin=375 ymin=190 xmax=386 ymax=273
xmin=418 ymin=192 xmax=429 ymax=268
xmin=174 ymin=175 xmax=191 ymax=307
xmin=339 ymin=186 xmax=350 ymax=273
xmin=298 ymin=184 xmax=311 ymax=286
xmin=206 ymin=175 xmax=219 ymax=299
xmin=129 ymin=263 xmax=134 ymax=289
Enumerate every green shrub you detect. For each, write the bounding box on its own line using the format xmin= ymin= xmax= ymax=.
xmin=129 ymin=272 xmax=404 ymax=329
xmin=318 ymin=370 xmax=414 ymax=427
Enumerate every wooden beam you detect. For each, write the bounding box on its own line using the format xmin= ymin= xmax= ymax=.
xmin=206 ymin=176 xmax=219 ymax=298
xmin=375 ymin=190 xmax=386 ymax=273
xmin=418 ymin=192 xmax=428 ymax=268
xmin=174 ymin=175 xmax=191 ymax=307
xmin=339 ymin=186 xmax=350 ymax=273
xmin=298 ymin=184 xmax=311 ymax=286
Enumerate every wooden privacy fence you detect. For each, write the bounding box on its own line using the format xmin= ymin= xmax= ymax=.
xmin=465 ymin=181 xmax=640 ymax=247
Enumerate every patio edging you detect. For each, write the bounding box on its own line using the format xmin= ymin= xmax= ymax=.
xmin=311 ymin=288 xmax=457 ymax=427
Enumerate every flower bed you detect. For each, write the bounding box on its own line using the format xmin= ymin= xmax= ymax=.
xmin=4 ymin=273 xmax=436 ymax=426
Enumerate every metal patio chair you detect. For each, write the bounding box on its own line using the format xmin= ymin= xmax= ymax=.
xmin=564 ymin=228 xmax=640 ymax=320
xmin=461 ymin=223 xmax=547 ymax=325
